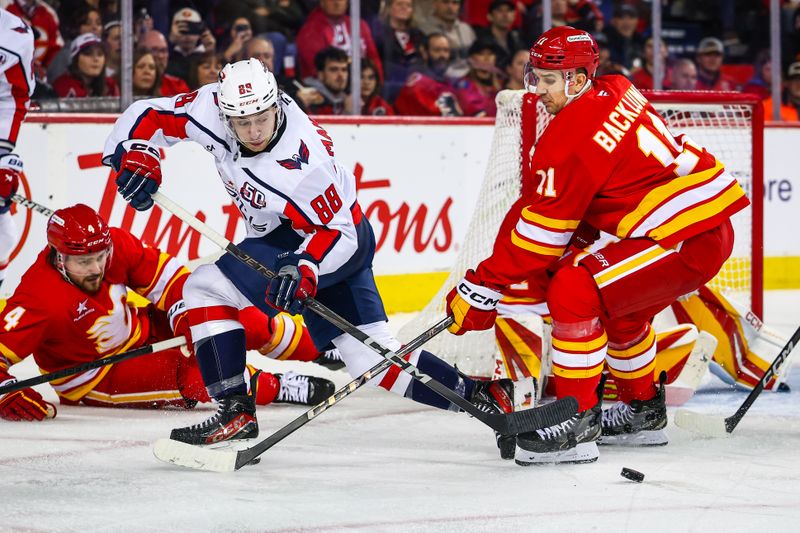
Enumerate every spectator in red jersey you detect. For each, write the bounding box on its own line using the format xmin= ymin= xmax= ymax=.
xmin=356 ymin=58 xmax=394 ymax=115
xmin=371 ymin=0 xmax=425 ymax=102
xmin=504 ymin=48 xmax=528 ymax=90
xmin=129 ymin=50 xmax=161 ymax=97
xmin=103 ymin=20 xmax=121 ymax=78
xmin=296 ymin=0 xmax=384 ymax=80
xmin=301 ymin=46 xmax=350 ymax=115
xmin=417 ymin=0 xmax=476 ymax=78
xmin=668 ymin=58 xmax=698 ymax=91
xmin=221 ymin=16 xmax=254 ymax=64
xmin=694 ymin=37 xmax=738 ymax=91
xmin=630 ymin=37 xmax=668 ymax=90
xmin=53 ymin=33 xmax=119 ymax=98
xmin=742 ymin=49 xmax=772 ymax=100
xmin=453 ymin=39 xmax=502 ymax=116
xmin=6 ymin=0 xmax=64 ymax=73
xmin=475 ymin=0 xmax=525 ymax=69
xmin=139 ymin=30 xmax=191 ymax=97
xmin=186 ymin=50 xmax=223 ymax=90
xmin=395 ymin=32 xmax=462 ymax=116
xmin=46 ymin=5 xmax=104 ymax=81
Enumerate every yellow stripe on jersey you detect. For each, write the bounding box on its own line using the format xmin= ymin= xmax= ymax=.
xmin=593 ymin=245 xmax=673 ymax=288
xmin=495 ymin=318 xmax=542 ymax=379
xmin=521 ymin=208 xmax=580 ymax=231
xmin=277 ymin=315 xmax=305 ymax=360
xmin=0 ymin=341 xmax=23 ymax=365
xmin=552 ymin=332 xmax=608 ymax=353
xmin=52 ymin=366 xmax=113 ymax=402
xmin=552 ymin=361 xmax=605 ymax=379
xmin=646 ymin=183 xmax=746 ymax=242
xmin=511 ymin=230 xmax=566 ymax=256
xmin=137 ymin=252 xmax=171 ymax=298
xmin=82 ymin=389 xmax=183 ymax=405
xmin=616 ymin=161 xmax=724 ymax=238
xmin=606 ymin=327 xmax=655 ymax=359
xmin=262 ymin=315 xmax=285 ymax=355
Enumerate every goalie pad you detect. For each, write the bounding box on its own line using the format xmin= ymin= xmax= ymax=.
xmin=671 ymin=286 xmax=791 ymax=391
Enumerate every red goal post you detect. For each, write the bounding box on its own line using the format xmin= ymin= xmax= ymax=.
xmin=397 ymin=89 xmax=764 ymax=378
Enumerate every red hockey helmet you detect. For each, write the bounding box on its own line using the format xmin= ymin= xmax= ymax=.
xmin=529 ymin=26 xmax=600 ymax=78
xmin=47 ymin=204 xmax=111 ymax=255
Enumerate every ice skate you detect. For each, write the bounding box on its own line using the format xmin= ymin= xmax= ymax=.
xmin=273 ymin=371 xmax=335 ymax=405
xmin=598 ymin=376 xmax=668 ymax=446
xmin=514 ymin=399 xmax=601 ymax=465
xmin=469 ymin=378 xmax=516 ymax=459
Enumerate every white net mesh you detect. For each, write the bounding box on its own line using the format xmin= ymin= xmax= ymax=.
xmin=397 ymin=90 xmax=758 ymax=377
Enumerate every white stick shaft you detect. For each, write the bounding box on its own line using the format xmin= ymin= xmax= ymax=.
xmin=152 ymin=191 xmax=231 ymax=250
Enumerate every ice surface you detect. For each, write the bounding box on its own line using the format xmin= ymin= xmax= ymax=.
xmin=1 ymin=292 xmax=799 ymax=532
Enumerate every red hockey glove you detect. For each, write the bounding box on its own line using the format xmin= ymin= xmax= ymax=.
xmin=0 ymin=153 xmax=22 ymax=214
xmin=266 ymin=251 xmax=318 ymax=315
xmin=112 ymin=139 xmax=162 ymax=211
xmin=0 ymin=376 xmax=57 ymax=421
xmin=446 ymin=269 xmax=502 ymax=335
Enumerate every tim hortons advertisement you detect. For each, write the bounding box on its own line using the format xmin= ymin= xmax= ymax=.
xmin=3 ymin=119 xmax=493 ymax=296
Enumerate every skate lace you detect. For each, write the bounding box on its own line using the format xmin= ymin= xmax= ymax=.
xmin=277 ymin=371 xmax=309 ymax=403
xmin=323 ymin=349 xmax=342 ymax=362
xmin=188 ymin=400 xmax=227 ymax=430
xmin=603 ymin=402 xmax=633 ymax=428
xmin=535 ymin=418 xmax=575 ymax=440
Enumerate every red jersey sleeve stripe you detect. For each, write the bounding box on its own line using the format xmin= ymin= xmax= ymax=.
xmin=1 ymin=55 xmax=31 ymax=145
xmin=128 ymin=109 xmax=190 ymax=141
xmin=304 ymin=229 xmax=341 ymax=262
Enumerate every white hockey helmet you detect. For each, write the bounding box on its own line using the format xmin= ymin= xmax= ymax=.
xmin=217 ymin=58 xmax=283 ymax=145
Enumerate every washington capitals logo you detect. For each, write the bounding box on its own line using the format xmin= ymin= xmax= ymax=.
xmin=276 ymin=140 xmax=309 ymax=170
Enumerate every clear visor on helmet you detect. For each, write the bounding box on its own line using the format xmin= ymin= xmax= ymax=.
xmin=223 ymin=106 xmax=280 ymax=150
xmin=56 ymin=245 xmax=113 ymax=287
xmin=524 ymin=64 xmax=569 ymax=94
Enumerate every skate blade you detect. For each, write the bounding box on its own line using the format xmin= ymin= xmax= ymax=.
xmin=597 ymin=429 xmax=668 ymax=446
xmin=514 ymin=441 xmax=599 ymax=465
xmin=153 ymin=438 xmax=239 ymax=472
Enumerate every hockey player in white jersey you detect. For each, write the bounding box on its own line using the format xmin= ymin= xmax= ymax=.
xmin=0 ymin=11 xmax=35 ymax=288
xmin=103 ymin=59 xmax=516 ymax=453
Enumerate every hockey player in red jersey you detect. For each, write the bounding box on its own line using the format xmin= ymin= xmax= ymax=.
xmin=445 ymin=26 xmax=749 ymax=465
xmin=0 ymin=11 xmax=35 ymax=288
xmin=0 ymin=204 xmax=334 ymax=422
xmin=103 ymin=58 xmax=515 ymax=455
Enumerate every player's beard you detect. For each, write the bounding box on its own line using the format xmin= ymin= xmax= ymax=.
xmin=75 ymin=272 xmax=104 ymax=293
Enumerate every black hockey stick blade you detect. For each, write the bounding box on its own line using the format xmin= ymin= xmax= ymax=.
xmin=675 ymin=323 xmax=800 ymax=437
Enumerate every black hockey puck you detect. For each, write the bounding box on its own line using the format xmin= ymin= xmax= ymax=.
xmin=620 ymin=467 xmax=644 ymax=483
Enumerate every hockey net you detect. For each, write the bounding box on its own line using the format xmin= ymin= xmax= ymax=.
xmin=397 ymin=90 xmax=764 ymax=377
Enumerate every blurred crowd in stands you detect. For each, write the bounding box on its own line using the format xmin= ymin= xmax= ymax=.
xmin=5 ymin=0 xmax=800 ymax=119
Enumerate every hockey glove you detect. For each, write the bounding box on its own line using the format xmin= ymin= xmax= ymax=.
xmin=0 ymin=376 xmax=57 ymax=421
xmin=446 ymin=269 xmax=502 ymax=335
xmin=266 ymin=251 xmax=318 ymax=315
xmin=0 ymin=153 xmax=22 ymax=214
xmin=112 ymin=139 xmax=162 ymax=211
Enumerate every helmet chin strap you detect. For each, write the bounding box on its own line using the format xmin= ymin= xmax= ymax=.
xmin=224 ymin=100 xmax=285 ymax=151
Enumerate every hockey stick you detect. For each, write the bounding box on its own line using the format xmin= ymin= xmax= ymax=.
xmin=154 ymin=316 xmax=578 ymax=472
xmin=674 ymin=324 xmax=800 ymax=437
xmin=11 ymin=193 xmax=54 ymax=217
xmin=0 ymin=336 xmax=187 ymax=395
xmin=153 ymin=191 xmax=578 ymax=436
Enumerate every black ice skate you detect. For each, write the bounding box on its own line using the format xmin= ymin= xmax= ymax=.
xmin=170 ymin=371 xmax=260 ymax=445
xmin=469 ymin=378 xmax=516 ymax=460
xmin=314 ymin=348 xmax=345 ymax=371
xmin=598 ymin=374 xmax=668 ymax=446
xmin=273 ymin=371 xmax=335 ymax=405
xmin=170 ymin=394 xmax=258 ymax=445
xmin=514 ymin=399 xmax=602 ymax=465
